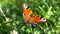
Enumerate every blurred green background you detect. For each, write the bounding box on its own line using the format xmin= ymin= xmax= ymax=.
xmin=0 ymin=0 xmax=60 ymax=34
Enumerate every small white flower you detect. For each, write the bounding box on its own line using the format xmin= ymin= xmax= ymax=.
xmin=10 ymin=30 xmax=19 ymax=34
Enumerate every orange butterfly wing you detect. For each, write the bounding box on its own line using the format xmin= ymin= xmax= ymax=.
xmin=23 ymin=4 xmax=32 ymax=23
xmin=23 ymin=9 xmax=32 ymax=16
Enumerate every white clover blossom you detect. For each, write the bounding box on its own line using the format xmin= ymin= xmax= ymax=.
xmin=10 ymin=30 xmax=19 ymax=34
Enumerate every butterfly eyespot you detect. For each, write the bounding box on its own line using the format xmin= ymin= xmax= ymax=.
xmin=23 ymin=3 xmax=28 ymax=9
xmin=40 ymin=18 xmax=46 ymax=22
xmin=23 ymin=13 xmax=28 ymax=17
xmin=24 ymin=14 xmax=26 ymax=16
xmin=25 ymin=4 xmax=26 ymax=6
xmin=40 ymin=16 xmax=42 ymax=19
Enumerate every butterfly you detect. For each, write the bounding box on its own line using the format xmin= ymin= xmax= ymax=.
xmin=23 ymin=3 xmax=46 ymax=24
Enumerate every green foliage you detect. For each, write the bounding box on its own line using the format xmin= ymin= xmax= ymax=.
xmin=0 ymin=0 xmax=60 ymax=34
